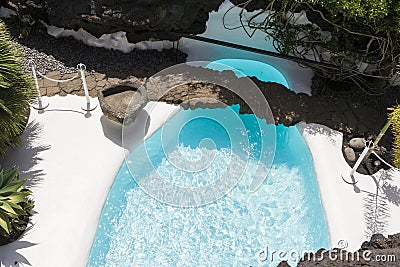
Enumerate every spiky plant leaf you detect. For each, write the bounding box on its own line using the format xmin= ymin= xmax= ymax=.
xmin=0 ymin=213 xmax=9 ymax=234
xmin=0 ymin=202 xmax=18 ymax=216
xmin=0 ymin=191 xmax=31 ymax=203
xmin=0 ymin=181 xmax=27 ymax=195
xmin=0 ymin=167 xmax=18 ymax=188
xmin=0 ymin=166 xmax=33 ymax=239
xmin=388 ymin=105 xmax=400 ymax=168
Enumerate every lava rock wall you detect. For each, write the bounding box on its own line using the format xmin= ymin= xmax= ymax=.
xmin=6 ymin=0 xmax=222 ymax=42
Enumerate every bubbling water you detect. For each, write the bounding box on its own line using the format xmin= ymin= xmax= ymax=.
xmin=103 ymin=146 xmax=315 ymax=267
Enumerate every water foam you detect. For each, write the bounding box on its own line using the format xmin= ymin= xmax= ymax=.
xmin=101 ymin=146 xmax=317 ymax=267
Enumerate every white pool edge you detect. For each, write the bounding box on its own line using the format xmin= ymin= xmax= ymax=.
xmin=0 ymin=96 xmax=180 ymax=267
xmin=298 ymin=122 xmax=400 ymax=252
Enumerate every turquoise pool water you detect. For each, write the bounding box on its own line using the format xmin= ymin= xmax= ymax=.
xmin=206 ymin=59 xmax=290 ymax=88
xmin=87 ymin=105 xmax=329 ymax=266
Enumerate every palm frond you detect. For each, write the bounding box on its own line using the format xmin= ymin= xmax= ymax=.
xmin=0 ymin=20 xmax=36 ymax=157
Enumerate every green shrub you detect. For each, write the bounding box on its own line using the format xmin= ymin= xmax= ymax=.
xmin=0 ymin=20 xmax=35 ymax=157
xmin=389 ymin=106 xmax=400 ymax=168
xmin=0 ymin=166 xmax=33 ymax=245
xmin=230 ymin=0 xmax=400 ymax=93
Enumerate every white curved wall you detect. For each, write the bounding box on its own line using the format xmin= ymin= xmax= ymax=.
xmin=43 ymin=22 xmax=175 ymax=53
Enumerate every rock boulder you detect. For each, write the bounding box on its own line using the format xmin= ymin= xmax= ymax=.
xmin=98 ymin=79 xmax=148 ymax=124
xmin=349 ymin=137 xmax=366 ymax=151
xmin=344 ymin=147 xmax=356 ymax=162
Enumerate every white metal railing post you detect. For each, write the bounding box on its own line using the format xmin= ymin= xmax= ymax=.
xmin=77 ymin=63 xmax=97 ymax=111
xmin=342 ymin=141 xmax=374 ymax=184
xmin=350 ymin=146 xmax=370 ymax=177
xmin=30 ymin=61 xmax=49 ymax=110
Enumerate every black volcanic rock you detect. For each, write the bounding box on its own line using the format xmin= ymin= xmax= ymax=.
xmin=281 ymin=233 xmax=400 ymax=267
xmin=6 ymin=0 xmax=222 ymax=42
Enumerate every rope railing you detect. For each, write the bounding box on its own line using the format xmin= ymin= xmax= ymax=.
xmin=35 ymin=70 xmax=79 ymax=83
xmin=28 ymin=61 xmax=97 ymax=112
xmin=371 ymin=151 xmax=400 ymax=173
xmin=342 ymin=140 xmax=399 ymax=185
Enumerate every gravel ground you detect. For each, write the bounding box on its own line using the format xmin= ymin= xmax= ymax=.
xmin=15 ymin=42 xmax=77 ymax=75
xmin=2 ymin=18 xmax=187 ymax=77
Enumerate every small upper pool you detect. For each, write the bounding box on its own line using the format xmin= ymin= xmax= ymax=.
xmin=87 ymin=104 xmax=329 ymax=266
xmin=206 ymin=59 xmax=290 ymax=89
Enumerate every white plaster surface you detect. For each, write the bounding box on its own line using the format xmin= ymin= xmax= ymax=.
xmin=0 ymin=96 xmax=179 ymax=267
xmin=43 ymin=23 xmax=175 ymax=53
xmin=298 ymin=122 xmax=400 ymax=252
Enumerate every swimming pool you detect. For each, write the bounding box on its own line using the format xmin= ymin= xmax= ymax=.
xmin=206 ymin=59 xmax=290 ymax=88
xmin=87 ymin=104 xmax=329 ymax=266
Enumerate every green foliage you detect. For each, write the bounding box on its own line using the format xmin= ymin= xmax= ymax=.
xmin=0 ymin=20 xmax=35 ymax=157
xmin=231 ymin=0 xmax=400 ymax=92
xmin=0 ymin=166 xmax=33 ymax=239
xmin=388 ymin=106 xmax=400 ymax=168
xmin=310 ymin=0 xmax=400 ymax=62
xmin=312 ymin=0 xmax=400 ymax=32
xmin=15 ymin=14 xmax=37 ymax=39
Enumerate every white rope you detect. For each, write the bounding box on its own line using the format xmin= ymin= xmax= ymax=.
xmin=371 ymin=151 xmax=400 ymax=172
xmin=36 ymin=70 xmax=79 ymax=83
